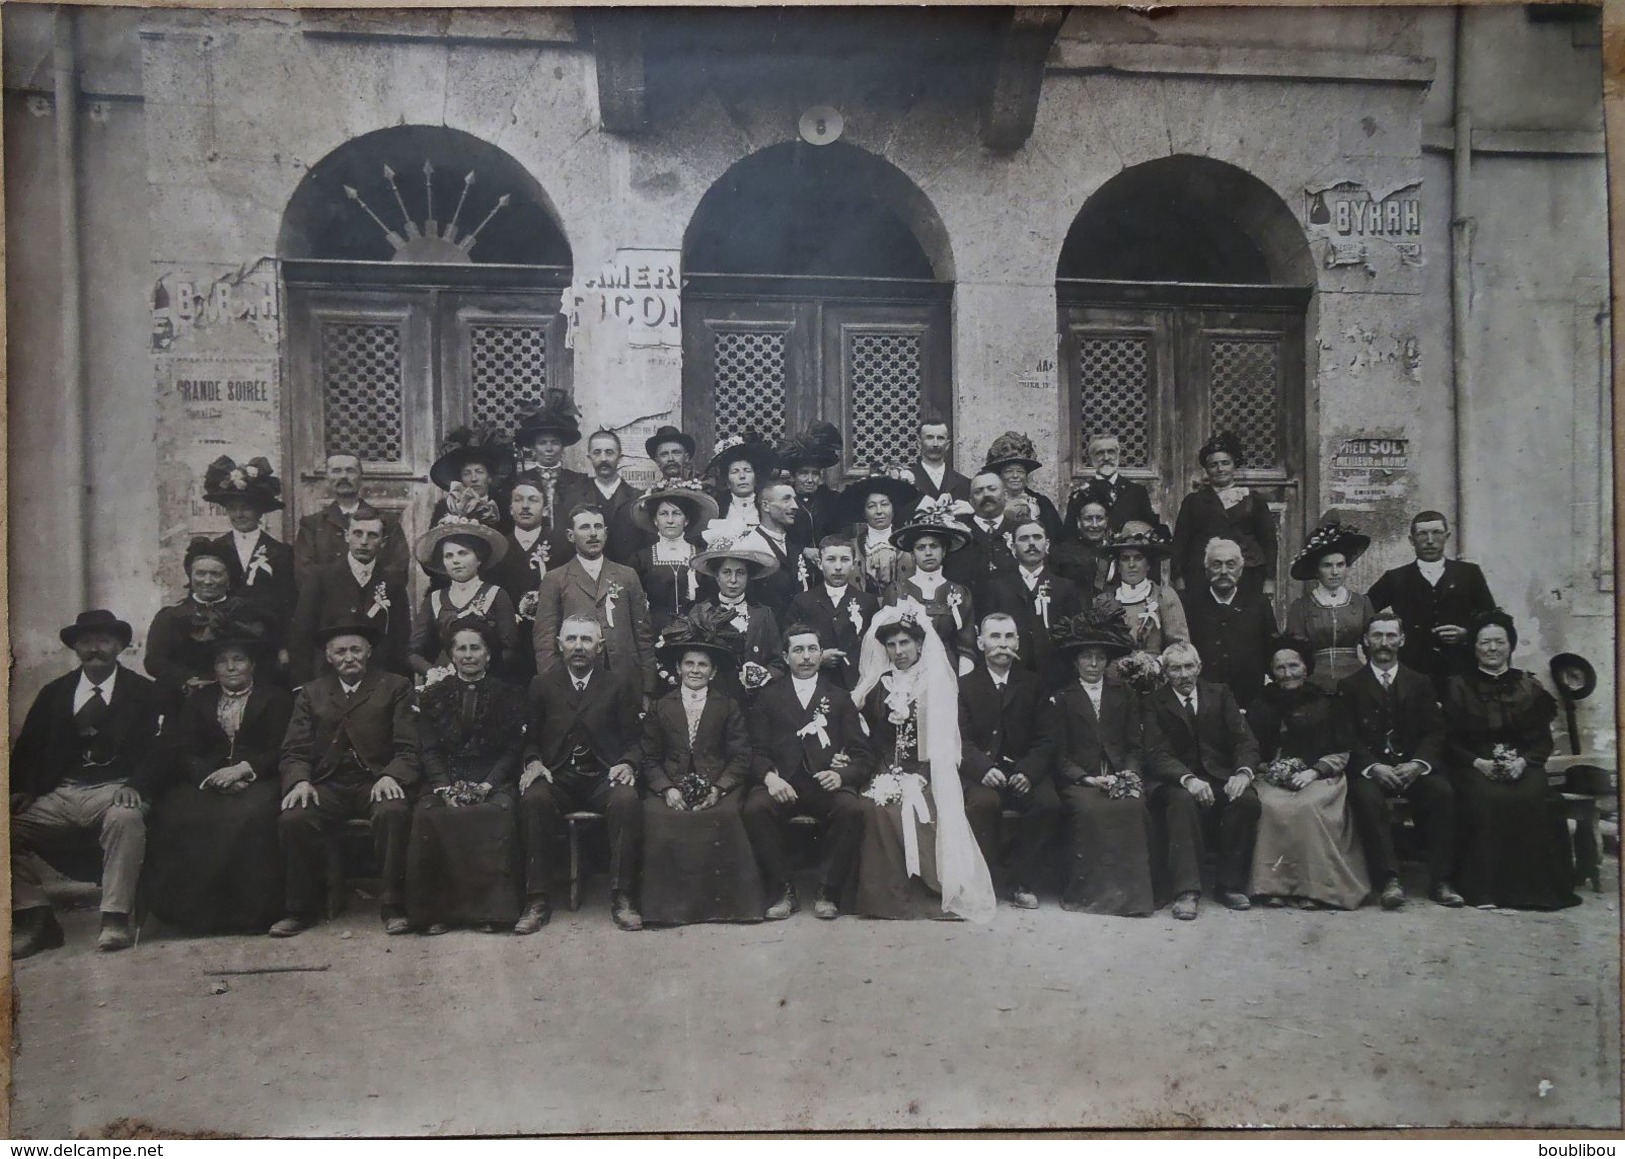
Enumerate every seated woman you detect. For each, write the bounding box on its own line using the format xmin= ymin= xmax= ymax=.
xmin=1442 ymin=610 xmax=1580 ymax=910
xmin=1099 ymin=521 xmax=1188 ymax=663
xmin=1284 ymin=521 xmax=1376 ymax=692
xmin=885 ymin=498 xmax=976 ymax=672
xmin=145 ymin=611 xmax=292 ymax=934
xmin=145 ymin=537 xmax=252 ymax=716
xmin=630 ymin=485 xmax=719 ymax=632
xmin=409 ymin=517 xmax=519 ymax=679
xmin=1246 ymin=636 xmax=1370 ymax=910
xmin=406 ymin=619 xmax=527 ymax=934
xmin=841 ymin=471 xmax=921 ymax=593
xmin=637 ymin=615 xmax=765 ymax=925
xmin=1043 ymin=610 xmax=1155 ymax=916
xmin=851 ymin=602 xmax=996 ymax=922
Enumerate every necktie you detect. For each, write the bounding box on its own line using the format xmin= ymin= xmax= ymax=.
xmin=1183 ymin=696 xmax=1198 ymax=728
xmin=573 ymin=678 xmax=588 ymax=694
xmin=76 ymin=685 xmax=109 ymax=733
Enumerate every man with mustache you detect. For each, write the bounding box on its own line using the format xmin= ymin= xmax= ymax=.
xmin=945 ymin=470 xmax=1021 ymax=609
xmin=1065 ymin=432 xmax=1156 ymax=533
xmin=292 ymin=453 xmax=409 ymax=584
xmin=1180 ymin=538 xmax=1279 ymax=710
xmin=288 ymin=508 xmax=412 ymax=685
xmin=580 ymin=429 xmax=647 ymax=566
xmin=985 ymin=520 xmax=1085 ymax=689
xmin=1367 ymin=510 xmax=1497 ymax=695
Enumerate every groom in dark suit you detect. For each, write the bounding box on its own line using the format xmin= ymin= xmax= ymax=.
xmin=1367 ymin=511 xmax=1496 ymax=693
xmin=743 ymin=625 xmax=876 ymax=921
xmin=287 ymin=507 xmax=411 ymax=684
xmin=519 ymin=614 xmax=647 ymax=933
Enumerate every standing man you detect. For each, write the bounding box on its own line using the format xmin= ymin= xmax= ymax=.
xmin=487 ymin=470 xmax=572 ymax=680
xmin=1144 ymin=641 xmax=1262 ymax=920
xmin=272 ymin=619 xmax=420 ymax=937
xmin=742 ymin=480 xmax=814 ymax=623
xmin=287 ymin=508 xmax=412 ymax=685
xmin=958 ymin=612 xmax=1063 ymax=910
xmin=646 ymin=424 xmax=700 ymax=485
xmin=519 ymin=615 xmax=647 ymax=933
xmin=512 ymin=391 xmax=590 ymax=530
xmin=1337 ymin=614 xmax=1463 ymax=909
xmin=743 ymin=625 xmax=875 ymax=920
xmin=1367 ymin=511 xmax=1497 ymax=694
xmin=1067 ymin=433 xmax=1156 ymax=533
xmin=293 ymin=453 xmax=409 ymax=583
xmin=204 ymin=455 xmax=298 ymax=631
xmin=946 ymin=470 xmax=1021 ymax=609
xmin=786 ymin=538 xmax=880 ymax=692
xmin=532 ymin=504 xmax=657 ymax=701
xmin=1180 ymin=538 xmax=1280 ymax=709
xmin=579 ymin=429 xmax=647 ymax=565
xmin=10 ymin=610 xmax=160 ymax=956
xmin=906 ymin=418 xmax=972 ymax=502
xmin=985 ymin=520 xmax=1086 ymax=688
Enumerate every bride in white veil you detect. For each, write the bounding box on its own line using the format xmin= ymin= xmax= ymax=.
xmin=849 ymin=599 xmax=997 ymax=923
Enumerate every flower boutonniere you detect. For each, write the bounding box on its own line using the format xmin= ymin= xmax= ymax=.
xmin=727 ymin=603 xmax=750 ymax=632
xmin=796 ymin=697 xmax=833 ymax=748
xmin=1034 ymin=580 xmax=1052 ymax=628
xmin=367 ymin=582 xmax=391 ymax=619
xmin=245 ymin=543 xmax=273 ymax=584
xmin=603 ymin=581 xmax=623 ymax=628
xmin=946 ymin=586 xmax=965 ymax=630
xmin=516 ymin=590 xmax=541 ymax=623
xmin=740 ymin=660 xmax=773 ymax=690
xmin=846 ymin=599 xmax=865 ymax=634
xmin=528 ymin=540 xmax=551 ymax=579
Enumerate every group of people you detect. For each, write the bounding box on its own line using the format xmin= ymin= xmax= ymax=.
xmin=9 ymin=396 xmax=1584 ymax=959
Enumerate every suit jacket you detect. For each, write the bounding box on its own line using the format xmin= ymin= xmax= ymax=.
xmin=945 ymin=513 xmax=1021 ymax=609
xmin=212 ymin=530 xmax=298 ymax=629
xmin=958 ymin=666 xmax=1047 ymax=785
xmin=640 ymin=688 xmax=751 ymax=795
xmin=695 ymin=599 xmax=781 ymax=705
xmin=524 ymin=664 xmax=644 ymax=773
xmin=1038 ymin=680 xmax=1145 ymax=784
xmin=531 ymin=556 xmax=656 ymax=697
xmin=1144 ymin=680 xmax=1260 ymax=785
xmin=1065 ymin=474 xmax=1158 ymax=533
xmin=287 ymin=560 xmax=412 ymax=685
xmin=908 ymin=461 xmax=971 ymax=502
xmin=1336 ymin=663 xmax=1446 ymax=774
xmin=486 ymin=527 xmax=575 ymax=610
xmin=1367 ymin=560 xmax=1496 ymax=682
xmin=1171 ymin=487 xmax=1278 ymax=587
xmin=749 ymin=674 xmax=875 ymax=788
xmin=278 ymin=669 xmax=420 ymax=792
xmin=744 ymin=525 xmax=815 ymax=624
xmin=11 ymin=665 xmax=162 ymax=799
xmin=791 ymin=486 xmax=845 ymax=547
xmin=785 ymin=585 xmax=880 ymax=692
xmin=985 ymin=567 xmax=1086 ymax=681
xmin=1179 ymin=588 xmax=1280 ymax=709
xmin=293 ymin=503 xmax=410 ymax=584
xmin=158 ymin=682 xmax=295 ymax=798
xmin=416 ymin=676 xmax=527 ymax=791
xmin=574 ymin=476 xmax=645 ymax=566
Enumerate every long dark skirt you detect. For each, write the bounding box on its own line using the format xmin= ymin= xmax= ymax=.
xmin=853 ymin=782 xmax=945 ymax=920
xmin=147 ymin=777 xmax=283 ymax=933
xmin=1453 ymin=767 xmax=1580 ymax=910
xmin=640 ymin=789 xmax=765 ymax=925
xmin=1058 ymin=782 xmax=1156 ymax=916
xmin=405 ymin=790 xmax=523 ymax=928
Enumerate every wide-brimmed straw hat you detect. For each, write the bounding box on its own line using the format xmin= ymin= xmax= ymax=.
xmin=1289 ymin=521 xmax=1372 ymax=581
xmin=689 ymin=526 xmax=780 ymax=579
xmin=430 ymin=426 xmax=515 ymax=491
xmin=413 ymin=516 xmax=509 ymax=573
xmin=892 ymin=494 xmax=973 ymax=553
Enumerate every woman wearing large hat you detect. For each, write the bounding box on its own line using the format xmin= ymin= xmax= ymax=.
xmin=1046 ymin=606 xmax=1157 ymax=917
xmin=145 ymin=607 xmax=293 ymax=934
xmin=145 ymin=536 xmax=254 ymax=715
xmin=512 ymin=389 xmax=590 ymax=521
xmin=630 ymin=483 xmax=721 ymax=631
xmin=429 ymin=426 xmax=514 ymax=521
xmin=1170 ymin=431 xmax=1278 ymax=598
xmin=884 ymin=495 xmax=977 ymax=665
xmin=637 ymin=608 xmax=766 ymax=926
xmin=838 ymin=468 xmax=922 ymax=593
xmin=1283 ymin=520 xmax=1376 ymax=691
xmin=202 ymin=455 xmax=298 ymax=628
xmin=777 ymin=421 xmax=846 ymax=544
xmin=408 ymin=517 xmax=519 ymax=679
xmin=687 ymin=527 xmax=782 ymax=702
xmin=1098 ymin=521 xmax=1188 ymax=659
xmin=705 ymin=431 xmax=780 ymax=532
xmin=984 ymin=431 xmax=1064 ymax=544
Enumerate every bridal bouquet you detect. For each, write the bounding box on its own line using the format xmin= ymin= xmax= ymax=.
xmin=1115 ymin=650 xmax=1166 ymax=695
xmin=675 ymin=768 xmax=713 ymax=808
xmin=864 ymin=765 xmax=925 ymax=808
xmin=1486 ymin=743 xmax=1523 ymax=783
xmin=1260 ymin=756 xmax=1309 ymax=790
xmin=1096 ymin=770 xmax=1143 ymax=800
xmin=435 ymin=780 xmax=490 ymax=807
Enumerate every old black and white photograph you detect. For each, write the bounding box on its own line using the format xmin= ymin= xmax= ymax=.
xmin=2 ymin=0 xmax=1619 ymax=1138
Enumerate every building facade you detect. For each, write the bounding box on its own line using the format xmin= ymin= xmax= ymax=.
xmin=4 ymin=5 xmax=1614 ymax=746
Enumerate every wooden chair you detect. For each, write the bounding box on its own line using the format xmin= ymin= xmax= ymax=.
xmin=564 ymin=811 xmax=604 ymax=911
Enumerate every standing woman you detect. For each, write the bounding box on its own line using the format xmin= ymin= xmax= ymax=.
xmin=1171 ymin=432 xmax=1278 ymax=598
xmin=630 ymin=484 xmax=720 ymax=632
xmin=984 ymin=432 xmax=1064 ymax=544
xmin=409 ymin=517 xmax=519 ymax=678
xmin=1284 ymin=521 xmax=1376 ymax=692
xmin=1442 ymin=610 xmax=1580 ymax=910
xmin=706 ymin=432 xmax=778 ymax=534
xmin=1099 ymin=522 xmax=1188 ymax=659
xmin=1246 ymin=636 xmax=1370 ymax=910
xmin=638 ymin=615 xmax=765 ymax=925
xmin=203 ymin=455 xmax=298 ymax=635
xmin=851 ymin=602 xmax=997 ymax=922
xmin=842 ymin=470 xmax=922 ymax=594
xmin=885 ymin=498 xmax=977 ymax=670
xmin=145 ymin=610 xmax=292 ymax=933
xmin=145 ymin=537 xmax=250 ymax=715
xmin=1052 ymin=481 xmax=1115 ymax=598
xmin=406 ymin=619 xmax=528 ymax=934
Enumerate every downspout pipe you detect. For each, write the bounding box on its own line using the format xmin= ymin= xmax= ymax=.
xmin=1450 ymin=5 xmax=1473 ymax=555
xmin=54 ymin=5 xmax=88 ymax=609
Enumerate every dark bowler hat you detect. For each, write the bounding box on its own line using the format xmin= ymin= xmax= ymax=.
xmin=313 ymin=618 xmax=381 ymax=647
xmin=645 ymin=425 xmax=697 ymax=460
xmin=1550 ymin=652 xmax=1598 ymax=701
xmin=60 ymin=609 xmax=133 ymax=649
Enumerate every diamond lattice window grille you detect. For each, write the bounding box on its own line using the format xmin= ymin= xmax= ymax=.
xmin=848 ymin=331 xmax=923 ymax=469
xmin=1075 ymin=334 xmax=1152 ymax=469
xmin=714 ymin=329 xmax=788 ymax=443
xmin=1209 ymin=337 xmax=1281 ymax=470
xmin=471 ymin=324 xmax=548 ymax=441
xmin=322 ymin=321 xmax=405 ymax=462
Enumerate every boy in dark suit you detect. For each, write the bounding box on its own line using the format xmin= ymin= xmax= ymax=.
xmin=10 ymin=610 xmax=161 ymax=956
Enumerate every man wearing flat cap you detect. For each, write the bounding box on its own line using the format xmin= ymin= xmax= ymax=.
xmin=272 ymin=618 xmax=420 ymax=937
xmin=11 ymin=610 xmax=161 ymax=956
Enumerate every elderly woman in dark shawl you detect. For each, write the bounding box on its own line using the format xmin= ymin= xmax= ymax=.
xmin=145 ymin=536 xmax=253 ymax=716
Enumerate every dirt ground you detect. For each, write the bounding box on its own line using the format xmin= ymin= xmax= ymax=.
xmin=9 ymin=860 xmax=1622 ymax=1138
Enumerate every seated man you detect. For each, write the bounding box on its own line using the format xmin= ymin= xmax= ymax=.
xmin=1144 ymin=641 xmax=1262 ymax=920
xmin=11 ymin=610 xmax=160 ymax=956
xmin=272 ymin=619 xmax=420 ymax=937
xmin=959 ymin=613 xmax=1062 ymax=909
xmin=518 ymin=614 xmax=646 ymax=934
xmin=742 ymin=624 xmax=875 ymax=921
xmin=1336 ymin=614 xmax=1462 ymax=908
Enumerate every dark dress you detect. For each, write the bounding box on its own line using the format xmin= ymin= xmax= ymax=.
xmin=1171 ymin=486 xmax=1278 ymax=597
xmin=853 ymin=678 xmax=946 ymax=920
xmin=633 ymin=538 xmax=711 ymax=632
xmin=146 ymin=682 xmax=292 ymax=933
xmin=1442 ymin=668 xmax=1580 ymax=910
xmin=144 ymin=595 xmax=252 ymax=714
xmin=405 ymin=675 xmax=527 ymax=928
xmin=409 ymin=582 xmax=522 ymax=677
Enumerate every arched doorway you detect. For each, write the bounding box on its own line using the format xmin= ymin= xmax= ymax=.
xmin=280 ymin=125 xmax=572 ymax=549
xmin=681 ymin=141 xmax=953 ymax=471
xmin=1056 ymin=155 xmax=1314 ymax=602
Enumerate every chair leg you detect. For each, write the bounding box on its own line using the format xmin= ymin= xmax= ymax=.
xmin=325 ymin=831 xmax=347 ymax=919
xmin=568 ymin=818 xmax=582 ymax=912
